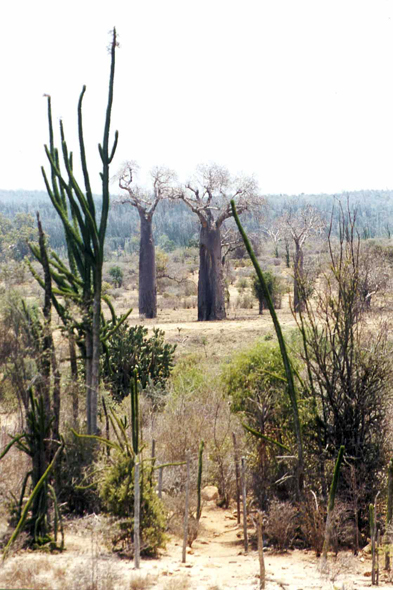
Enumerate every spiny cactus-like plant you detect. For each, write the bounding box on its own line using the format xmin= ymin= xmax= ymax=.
xmin=30 ymin=28 xmax=127 ymax=433
xmin=196 ymin=440 xmax=204 ymax=523
xmin=71 ymin=373 xmax=166 ymax=557
xmin=385 ymin=458 xmax=393 ymax=570
xmin=1 ymin=390 xmax=64 ymax=557
xmin=231 ymin=200 xmax=304 ymax=498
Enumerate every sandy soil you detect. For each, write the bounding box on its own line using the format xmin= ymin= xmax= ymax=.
xmin=0 ymin=503 xmax=385 ymax=589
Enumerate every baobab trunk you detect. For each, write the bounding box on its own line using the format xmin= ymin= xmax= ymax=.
xmin=139 ymin=212 xmax=157 ymax=318
xmin=198 ymin=224 xmax=226 ymax=321
xmin=293 ymin=242 xmax=305 ymax=313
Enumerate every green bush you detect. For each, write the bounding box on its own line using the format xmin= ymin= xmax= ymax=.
xmin=57 ymin=432 xmax=101 ymax=516
xmin=108 ymin=265 xmax=124 ymax=288
xmin=102 ymin=324 xmax=176 ymax=402
xmin=222 ymin=339 xmax=303 ymax=506
xmin=251 ymin=270 xmax=282 ymax=313
xmin=99 ymin=452 xmax=167 ymax=556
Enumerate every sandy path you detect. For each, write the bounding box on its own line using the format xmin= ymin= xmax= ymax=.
xmin=0 ymin=504 xmax=383 ymax=589
xmin=138 ymin=504 xmax=375 ymax=589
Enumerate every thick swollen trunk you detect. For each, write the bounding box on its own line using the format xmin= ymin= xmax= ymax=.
xmin=139 ymin=213 xmax=157 ymax=318
xmin=293 ymin=243 xmax=305 ymax=313
xmin=198 ymin=224 xmax=226 ymax=321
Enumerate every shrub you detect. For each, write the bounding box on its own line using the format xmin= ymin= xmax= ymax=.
xmin=237 ymin=277 xmax=248 ymax=293
xmin=98 ymin=451 xmax=167 ymax=556
xmin=108 ymin=265 xmax=123 ymax=288
xmin=222 ymin=339 xmax=305 ymax=506
xmin=264 ymin=500 xmax=297 ymax=551
xmin=57 ymin=432 xmax=101 ymax=516
xmin=251 ymin=270 xmax=282 ymax=314
xmin=102 ymin=324 xmax=176 ymax=403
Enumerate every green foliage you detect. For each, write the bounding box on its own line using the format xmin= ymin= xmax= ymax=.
xmin=156 ymin=249 xmax=168 ymax=275
xmin=57 ymin=432 xmax=101 ymax=516
xmin=102 ymin=324 xmax=176 ymax=402
xmin=108 ymin=265 xmax=124 ymax=288
xmin=223 ymin=339 xmax=294 ymax=436
xmin=1 ymin=390 xmax=63 ymax=552
xmin=73 ymin=398 xmax=166 ymax=557
xmin=98 ymin=452 xmax=166 ymax=556
xmin=158 ymin=234 xmax=176 ymax=252
xmin=231 ymin=200 xmax=304 ymax=499
xmin=0 ymin=212 xmax=37 ymax=261
xmin=222 ymin=338 xmax=305 ymax=505
xmin=251 ymin=271 xmax=283 ymax=312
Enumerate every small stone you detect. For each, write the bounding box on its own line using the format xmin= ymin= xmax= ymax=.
xmin=201 ymin=485 xmax=219 ymax=501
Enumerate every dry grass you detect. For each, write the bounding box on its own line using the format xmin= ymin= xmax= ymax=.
xmin=162 ymin=575 xmax=190 ymax=590
xmin=129 ymin=573 xmax=157 ymax=589
xmin=0 ymin=557 xmax=52 ymax=590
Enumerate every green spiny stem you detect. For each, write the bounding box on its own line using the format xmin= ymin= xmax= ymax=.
xmin=231 ymin=200 xmax=304 ymax=497
xmin=196 ymin=440 xmax=204 ymax=523
xmin=131 ymin=371 xmax=139 ymax=455
xmin=385 ymin=458 xmax=393 ymax=570
xmin=153 ymin=461 xmax=187 ymax=470
xmin=322 ymin=445 xmax=345 ymax=560
xmin=71 ymin=429 xmax=122 ymax=453
xmin=0 ymin=434 xmax=26 ymax=460
xmin=242 ymin=423 xmax=292 ymax=452
xmin=3 ymin=442 xmax=63 ymax=560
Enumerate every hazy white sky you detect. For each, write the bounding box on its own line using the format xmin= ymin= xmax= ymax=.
xmin=2 ymin=0 xmax=393 ymax=196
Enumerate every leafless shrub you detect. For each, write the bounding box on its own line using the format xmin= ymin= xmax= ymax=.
xmin=164 ymin=493 xmax=199 ymax=547
xmin=300 ymin=492 xmax=325 ymax=556
xmin=264 ymin=500 xmax=297 ymax=551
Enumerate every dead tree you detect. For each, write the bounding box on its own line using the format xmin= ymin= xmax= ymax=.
xmin=175 ymin=164 xmax=260 ymax=321
xmin=118 ymin=162 xmax=175 ymax=318
xmin=282 ymin=205 xmax=324 ymax=312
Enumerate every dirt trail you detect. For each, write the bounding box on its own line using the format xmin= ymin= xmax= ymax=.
xmin=0 ymin=503 xmax=383 ymax=589
xmin=140 ymin=503 xmax=374 ymax=589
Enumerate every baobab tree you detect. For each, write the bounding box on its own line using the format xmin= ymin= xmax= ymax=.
xmin=282 ymin=204 xmax=325 ymax=312
xmin=118 ymin=162 xmax=175 ymax=318
xmin=175 ymin=164 xmax=260 ymax=321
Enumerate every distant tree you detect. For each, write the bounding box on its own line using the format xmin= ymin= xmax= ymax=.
xmin=175 ymin=164 xmax=261 ymax=321
xmin=261 ymin=221 xmax=283 ymax=258
xmin=281 ymin=204 xmax=324 ymax=312
xmin=109 ymin=265 xmax=123 ymax=288
xmin=252 ymin=271 xmax=282 ymax=314
xmin=118 ymin=162 xmax=176 ymax=318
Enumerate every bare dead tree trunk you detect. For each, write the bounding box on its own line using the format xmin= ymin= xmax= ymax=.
xmin=293 ymin=241 xmax=305 ymax=313
xmin=198 ymin=224 xmax=226 ymax=321
xmin=139 ymin=212 xmax=157 ymax=318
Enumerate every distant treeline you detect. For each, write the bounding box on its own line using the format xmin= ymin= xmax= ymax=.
xmin=1 ymin=188 xmax=393 ymax=253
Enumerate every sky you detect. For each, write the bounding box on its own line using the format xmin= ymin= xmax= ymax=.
xmin=2 ymin=0 xmax=393 ymax=196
